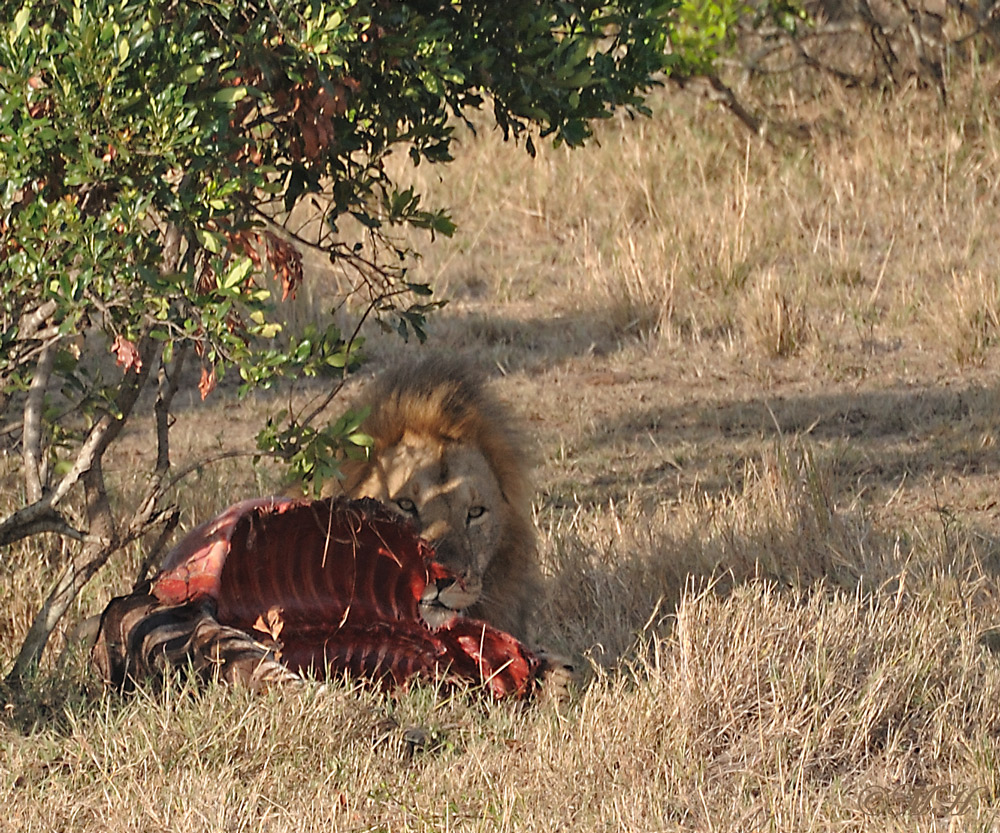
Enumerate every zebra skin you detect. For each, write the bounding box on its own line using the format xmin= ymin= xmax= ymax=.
xmin=92 ymin=586 xmax=300 ymax=689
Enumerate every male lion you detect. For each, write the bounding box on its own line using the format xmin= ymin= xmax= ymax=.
xmin=333 ymin=357 xmax=541 ymax=641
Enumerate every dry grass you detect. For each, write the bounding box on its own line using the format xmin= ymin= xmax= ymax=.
xmin=389 ymin=68 xmax=1000 ymax=366
xmin=7 ymin=67 xmax=1000 ymax=831
xmin=934 ymin=271 xmax=1000 ymax=367
xmin=739 ymin=270 xmax=811 ymax=358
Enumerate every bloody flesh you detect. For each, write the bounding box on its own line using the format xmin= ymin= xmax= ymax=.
xmin=148 ymin=496 xmax=539 ymax=698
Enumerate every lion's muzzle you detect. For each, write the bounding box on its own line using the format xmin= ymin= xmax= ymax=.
xmin=419 ymin=574 xmax=481 ymax=629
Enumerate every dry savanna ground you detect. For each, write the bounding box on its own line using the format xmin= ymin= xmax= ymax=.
xmin=6 ymin=62 xmax=1000 ymax=831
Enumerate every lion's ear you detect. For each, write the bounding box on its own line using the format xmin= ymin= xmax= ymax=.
xmin=280 ymin=479 xmax=311 ymax=500
xmin=319 ymin=478 xmax=344 ymax=499
xmin=334 ymin=456 xmax=370 ymax=497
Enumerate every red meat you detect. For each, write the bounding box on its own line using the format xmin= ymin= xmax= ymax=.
xmin=144 ymin=496 xmax=540 ymax=698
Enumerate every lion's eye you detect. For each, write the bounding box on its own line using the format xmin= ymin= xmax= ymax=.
xmin=395 ymin=498 xmax=417 ymax=515
xmin=467 ymin=505 xmax=487 ymax=522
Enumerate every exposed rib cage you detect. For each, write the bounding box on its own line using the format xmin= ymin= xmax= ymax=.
xmin=93 ymin=497 xmax=540 ymax=698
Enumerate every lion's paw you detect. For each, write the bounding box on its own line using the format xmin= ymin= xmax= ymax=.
xmin=535 ymin=650 xmax=577 ymax=704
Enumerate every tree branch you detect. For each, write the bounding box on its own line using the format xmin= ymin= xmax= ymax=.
xmin=671 ymin=74 xmax=763 ymax=136
xmin=154 ymin=344 xmax=188 ymax=475
xmin=5 ymin=555 xmax=104 ymax=685
xmin=0 ymin=513 xmax=95 ymax=544
xmin=160 ymin=222 xmax=183 ymax=277
xmin=132 ymin=507 xmax=180 ymax=588
xmin=17 ymin=300 xmax=59 ymax=341
xmin=22 ymin=339 xmax=57 ymax=503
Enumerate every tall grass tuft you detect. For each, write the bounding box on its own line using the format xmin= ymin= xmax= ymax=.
xmin=740 ymin=270 xmax=810 ymax=357
xmin=935 ymin=271 xmax=1000 ymax=367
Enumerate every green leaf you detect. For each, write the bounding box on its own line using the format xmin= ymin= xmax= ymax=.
xmin=178 ymin=65 xmax=204 ymax=84
xmin=195 ymin=229 xmax=226 ymax=254
xmin=347 ymin=431 xmax=374 ymax=448
xmin=406 ymin=282 xmax=434 ymax=297
xmin=12 ymin=6 xmax=30 ymax=41
xmin=351 ymin=211 xmax=382 ymax=230
xmin=431 ymin=213 xmax=456 ymax=237
xmin=213 ymin=86 xmax=248 ymax=104
xmin=220 ymin=255 xmax=253 ymax=289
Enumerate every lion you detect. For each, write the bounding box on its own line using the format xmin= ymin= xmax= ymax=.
xmin=330 ymin=356 xmax=542 ymax=642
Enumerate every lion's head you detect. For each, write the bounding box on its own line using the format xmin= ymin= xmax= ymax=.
xmin=336 ymin=357 xmax=540 ymax=640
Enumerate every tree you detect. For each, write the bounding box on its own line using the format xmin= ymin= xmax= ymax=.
xmin=0 ymin=0 xmax=678 ymax=684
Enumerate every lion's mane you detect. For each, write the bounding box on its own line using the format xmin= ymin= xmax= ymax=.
xmin=339 ymin=357 xmax=540 ymax=638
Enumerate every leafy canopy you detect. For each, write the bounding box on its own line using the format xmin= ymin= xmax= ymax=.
xmin=1 ymin=0 xmax=678 ymax=485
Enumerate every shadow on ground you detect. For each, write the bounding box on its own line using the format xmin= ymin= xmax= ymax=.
xmin=564 ymin=382 xmax=1000 ymax=506
xmin=410 ymin=308 xmax=625 ymax=373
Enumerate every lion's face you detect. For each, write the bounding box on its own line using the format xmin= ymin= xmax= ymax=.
xmin=334 ymin=356 xmax=540 ymax=639
xmin=351 ymin=430 xmax=505 ymax=625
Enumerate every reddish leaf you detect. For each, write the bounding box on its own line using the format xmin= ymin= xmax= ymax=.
xmin=111 ymin=334 xmax=142 ymax=373
xmin=225 ymin=229 xmax=263 ymax=267
xmin=198 ymin=365 xmax=217 ymax=400
xmin=264 ymin=232 xmax=303 ymax=301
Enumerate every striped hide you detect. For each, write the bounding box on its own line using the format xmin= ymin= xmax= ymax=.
xmin=92 ymin=586 xmax=300 ymax=690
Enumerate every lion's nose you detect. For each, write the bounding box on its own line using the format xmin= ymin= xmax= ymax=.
xmin=432 ymin=539 xmax=460 ymax=569
xmin=421 ymin=519 xmax=449 ymax=541
xmin=435 ymin=576 xmax=456 ymax=592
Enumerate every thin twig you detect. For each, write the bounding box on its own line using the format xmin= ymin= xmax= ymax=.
xmin=160 ymin=449 xmax=261 ymax=496
xmin=296 ymin=305 xmax=375 ymax=429
xmin=132 ymin=507 xmax=181 ymax=589
xmin=245 ymin=201 xmax=408 ymax=277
